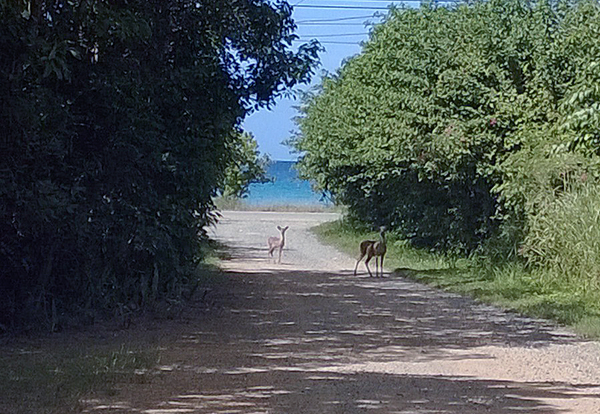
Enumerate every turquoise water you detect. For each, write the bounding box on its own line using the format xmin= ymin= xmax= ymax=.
xmin=245 ymin=161 xmax=330 ymax=206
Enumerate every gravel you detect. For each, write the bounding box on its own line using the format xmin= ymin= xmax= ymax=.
xmin=84 ymin=210 xmax=600 ymax=413
xmin=211 ymin=210 xmax=600 ymax=413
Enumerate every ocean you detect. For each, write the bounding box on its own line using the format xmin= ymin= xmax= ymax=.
xmin=244 ymin=160 xmax=330 ymax=207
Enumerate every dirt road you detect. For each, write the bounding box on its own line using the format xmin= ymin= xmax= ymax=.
xmin=86 ymin=210 xmax=600 ymax=413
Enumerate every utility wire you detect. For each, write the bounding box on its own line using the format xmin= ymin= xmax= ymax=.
xmin=295 ymin=2 xmax=452 ymax=9
xmin=293 ymin=0 xmax=455 ymax=10
xmin=296 ymin=0 xmax=408 ymax=3
xmin=296 ymin=14 xmax=379 ymax=22
xmin=321 ymin=41 xmax=363 ymax=44
xmin=300 ymin=32 xmax=368 ymax=37
xmin=294 ymin=39 xmax=363 ymax=44
xmin=296 ymin=0 xmax=454 ymax=3
xmin=295 ymin=4 xmax=391 ymax=9
xmin=301 ymin=22 xmax=370 ymax=25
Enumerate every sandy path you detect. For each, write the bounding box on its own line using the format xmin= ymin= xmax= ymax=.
xmin=85 ymin=210 xmax=600 ymax=413
xmin=211 ymin=210 xmax=348 ymax=272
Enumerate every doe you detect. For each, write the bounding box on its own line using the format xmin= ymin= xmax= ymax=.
xmin=353 ymin=226 xmax=387 ymax=277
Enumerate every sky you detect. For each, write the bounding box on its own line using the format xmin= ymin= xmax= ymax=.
xmin=242 ymin=0 xmax=410 ymax=161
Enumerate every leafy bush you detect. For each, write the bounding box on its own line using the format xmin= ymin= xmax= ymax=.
xmin=293 ymin=0 xmax=600 ymax=260
xmin=0 ymin=0 xmax=319 ymax=330
xmin=219 ymin=132 xmax=271 ymax=199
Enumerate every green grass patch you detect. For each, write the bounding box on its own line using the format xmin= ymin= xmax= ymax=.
xmin=312 ymin=219 xmax=452 ymax=273
xmin=0 ymin=341 xmax=159 ymax=414
xmin=312 ymin=220 xmax=600 ymax=338
xmin=0 ymin=245 xmax=227 ymax=414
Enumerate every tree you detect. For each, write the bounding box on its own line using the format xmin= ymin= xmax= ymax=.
xmin=0 ymin=0 xmax=320 ymax=329
xmin=220 ymin=131 xmax=271 ymax=199
xmin=293 ymin=0 xmax=600 ymax=254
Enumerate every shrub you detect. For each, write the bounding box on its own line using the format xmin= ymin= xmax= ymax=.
xmin=521 ymin=182 xmax=600 ymax=290
xmin=0 ymin=0 xmax=319 ymax=330
xmin=294 ymin=0 xmax=600 ymax=262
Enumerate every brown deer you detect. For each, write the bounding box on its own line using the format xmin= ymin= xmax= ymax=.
xmin=268 ymin=225 xmax=289 ymax=264
xmin=353 ymin=227 xmax=387 ymax=277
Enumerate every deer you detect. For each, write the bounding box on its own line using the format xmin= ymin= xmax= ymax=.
xmin=268 ymin=225 xmax=289 ymax=264
xmin=353 ymin=226 xmax=387 ymax=277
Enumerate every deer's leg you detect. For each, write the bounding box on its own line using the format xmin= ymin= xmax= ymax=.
xmin=278 ymin=246 xmax=283 ymax=264
xmin=354 ymin=252 xmax=366 ymax=275
xmin=364 ymin=255 xmax=374 ymax=277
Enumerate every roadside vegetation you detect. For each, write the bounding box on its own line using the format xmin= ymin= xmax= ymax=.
xmin=295 ymin=0 xmax=600 ymax=338
xmin=0 ymin=1 xmax=318 ymax=409
xmin=0 ymin=340 xmax=159 ymax=414
xmin=215 ymin=201 xmax=340 ymax=213
xmin=0 ymin=257 xmax=226 ymax=414
xmin=0 ymin=0 xmax=319 ymax=332
xmin=313 ymin=220 xmax=600 ymax=339
xmin=214 ymin=195 xmax=342 ymax=213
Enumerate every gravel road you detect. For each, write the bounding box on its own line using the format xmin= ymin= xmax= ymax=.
xmin=211 ymin=210 xmax=348 ymax=272
xmin=86 ymin=210 xmax=600 ymax=413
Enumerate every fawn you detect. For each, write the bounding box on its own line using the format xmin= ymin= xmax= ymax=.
xmin=268 ymin=225 xmax=289 ymax=264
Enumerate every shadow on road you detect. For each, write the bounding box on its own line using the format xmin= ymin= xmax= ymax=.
xmin=166 ymin=370 xmax=595 ymax=413
xmin=85 ymin=264 xmax=594 ymax=413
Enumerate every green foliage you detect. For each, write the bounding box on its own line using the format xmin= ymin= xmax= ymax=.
xmin=521 ymin=182 xmax=600 ymax=289
xmin=559 ymin=62 xmax=600 ymax=153
xmin=0 ymin=0 xmax=319 ymax=329
xmin=219 ymin=132 xmax=271 ymax=199
xmin=294 ymin=0 xmax=600 ymax=259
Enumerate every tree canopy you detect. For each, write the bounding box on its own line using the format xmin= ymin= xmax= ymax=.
xmin=293 ymin=0 xmax=600 ymax=256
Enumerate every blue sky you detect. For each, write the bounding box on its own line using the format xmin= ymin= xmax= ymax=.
xmin=242 ymin=0 xmax=403 ymax=161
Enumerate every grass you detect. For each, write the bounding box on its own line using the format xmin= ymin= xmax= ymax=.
xmin=312 ymin=220 xmax=600 ymax=339
xmin=0 ymin=261 xmax=227 ymax=414
xmin=523 ymin=182 xmax=600 ymax=290
xmin=0 ymin=340 xmax=159 ymax=414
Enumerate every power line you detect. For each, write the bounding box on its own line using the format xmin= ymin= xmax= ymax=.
xmin=321 ymin=41 xmax=363 ymax=44
xmin=301 ymin=22 xmax=370 ymax=25
xmin=297 ymin=0 xmax=408 ymax=3
xmin=297 ymin=15 xmax=379 ymax=23
xmin=296 ymin=0 xmax=421 ymax=4
xmin=294 ymin=1 xmax=453 ymax=9
xmin=295 ymin=4 xmax=391 ymax=9
xmin=294 ymin=39 xmax=363 ymax=44
xmin=293 ymin=0 xmax=456 ymax=11
xmin=301 ymin=32 xmax=368 ymax=37
xmin=296 ymin=0 xmax=455 ymax=4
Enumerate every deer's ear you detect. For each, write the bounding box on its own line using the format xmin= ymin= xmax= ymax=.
xmin=277 ymin=226 xmax=282 ymax=231
xmin=284 ymin=226 xmax=289 ymax=230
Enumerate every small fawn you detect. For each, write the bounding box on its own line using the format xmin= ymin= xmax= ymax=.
xmin=268 ymin=225 xmax=289 ymax=264
xmin=353 ymin=227 xmax=387 ymax=277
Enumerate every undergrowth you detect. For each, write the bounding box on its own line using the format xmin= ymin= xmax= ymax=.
xmin=0 ymin=342 xmax=159 ymax=414
xmin=0 ymin=251 xmax=226 ymax=414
